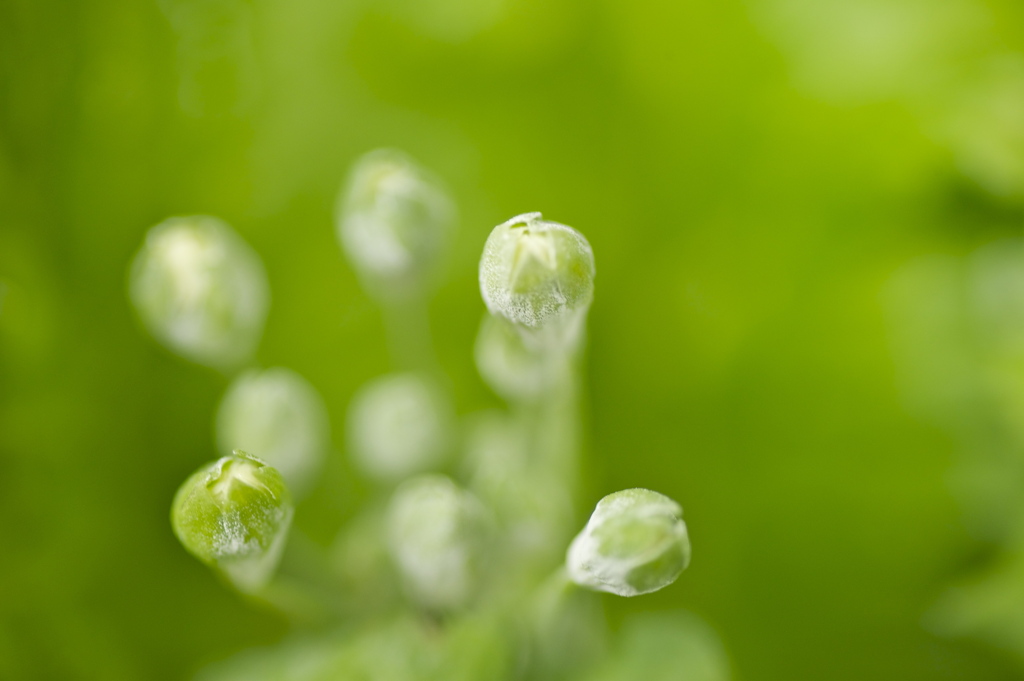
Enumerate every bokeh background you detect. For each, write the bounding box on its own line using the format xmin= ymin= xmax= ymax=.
xmin=3 ymin=0 xmax=1024 ymax=679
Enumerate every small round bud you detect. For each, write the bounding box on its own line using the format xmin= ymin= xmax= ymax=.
xmin=479 ymin=212 xmax=594 ymax=345
xmin=171 ymin=450 xmax=293 ymax=592
xmin=474 ymin=313 xmax=554 ymax=401
xmin=336 ymin=149 xmax=455 ymax=299
xmin=387 ymin=475 xmax=489 ymax=610
xmin=128 ymin=216 xmax=269 ymax=369
xmin=347 ymin=372 xmax=451 ymax=481
xmin=216 ymin=367 xmax=330 ymax=497
xmin=566 ymin=488 xmax=690 ymax=597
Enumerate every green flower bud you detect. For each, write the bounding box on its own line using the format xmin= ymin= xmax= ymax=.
xmin=336 ymin=148 xmax=455 ymax=299
xmin=347 ymin=372 xmax=451 ymax=481
xmin=171 ymin=450 xmax=293 ymax=592
xmin=566 ymin=489 xmax=690 ymax=597
xmin=387 ymin=475 xmax=489 ymax=610
xmin=129 ymin=216 xmax=268 ymax=369
xmin=479 ymin=212 xmax=594 ymax=346
xmin=474 ymin=313 xmax=554 ymax=401
xmin=216 ymin=367 xmax=330 ymax=497
xmin=586 ymin=611 xmax=730 ymax=681
xmin=463 ymin=412 xmax=572 ymax=558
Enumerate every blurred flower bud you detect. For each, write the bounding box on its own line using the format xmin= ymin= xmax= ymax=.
xmin=474 ymin=313 xmax=554 ymax=401
xmin=463 ymin=412 xmax=572 ymax=559
xmin=330 ymin=506 xmax=401 ymax=613
xmin=129 ymin=215 xmax=269 ymax=369
xmin=171 ymin=450 xmax=293 ymax=592
xmin=387 ymin=475 xmax=489 ymax=610
xmin=585 ymin=611 xmax=730 ymax=681
xmin=479 ymin=212 xmax=594 ymax=347
xmin=566 ymin=489 xmax=690 ymax=597
xmin=336 ymin=148 xmax=455 ymax=299
xmin=216 ymin=367 xmax=330 ymax=497
xmin=967 ymin=238 xmax=1024 ymax=358
xmin=347 ymin=372 xmax=452 ymax=481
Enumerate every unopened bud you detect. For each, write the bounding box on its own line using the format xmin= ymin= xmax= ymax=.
xmin=566 ymin=489 xmax=690 ymax=597
xmin=216 ymin=367 xmax=330 ymax=497
xmin=594 ymin=611 xmax=731 ymax=681
xmin=171 ymin=450 xmax=293 ymax=592
xmin=474 ymin=313 xmax=554 ymax=401
xmin=479 ymin=212 xmax=594 ymax=347
xmin=129 ymin=216 xmax=268 ymax=369
xmin=347 ymin=372 xmax=451 ymax=481
xmin=336 ymin=149 xmax=455 ymax=299
xmin=387 ymin=475 xmax=488 ymax=610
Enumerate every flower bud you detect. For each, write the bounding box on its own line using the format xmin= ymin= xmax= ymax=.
xmin=589 ymin=611 xmax=730 ymax=681
xmin=171 ymin=450 xmax=293 ymax=592
xmin=474 ymin=313 xmax=554 ymax=401
xmin=129 ymin=215 xmax=269 ymax=369
xmin=347 ymin=372 xmax=451 ymax=481
xmin=463 ymin=412 xmax=572 ymax=559
xmin=387 ymin=475 xmax=489 ymax=610
xmin=479 ymin=212 xmax=594 ymax=347
xmin=216 ymin=367 xmax=330 ymax=497
xmin=336 ymin=149 xmax=455 ymax=299
xmin=566 ymin=489 xmax=690 ymax=597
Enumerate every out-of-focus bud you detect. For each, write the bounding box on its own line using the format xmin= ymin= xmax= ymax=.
xmin=129 ymin=216 xmax=269 ymax=369
xmin=336 ymin=148 xmax=455 ymax=299
xmin=171 ymin=450 xmax=293 ymax=592
xmin=347 ymin=372 xmax=451 ymax=481
xmin=463 ymin=412 xmax=572 ymax=559
xmin=387 ymin=475 xmax=489 ymax=610
xmin=330 ymin=506 xmax=401 ymax=614
xmin=216 ymin=367 xmax=330 ymax=497
xmin=566 ymin=489 xmax=690 ymax=597
xmin=479 ymin=212 xmax=594 ymax=348
xmin=474 ymin=313 xmax=554 ymax=401
xmin=967 ymin=238 xmax=1024 ymax=358
xmin=585 ymin=611 xmax=731 ymax=681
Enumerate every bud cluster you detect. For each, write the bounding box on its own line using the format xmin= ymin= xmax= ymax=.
xmin=140 ymin=151 xmax=706 ymax=681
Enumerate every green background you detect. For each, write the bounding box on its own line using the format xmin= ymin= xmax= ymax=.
xmin=2 ymin=0 xmax=1023 ymax=678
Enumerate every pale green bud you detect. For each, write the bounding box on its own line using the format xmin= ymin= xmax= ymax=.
xmin=387 ymin=475 xmax=488 ymax=610
xmin=347 ymin=372 xmax=451 ymax=481
xmin=567 ymin=489 xmax=690 ymax=597
xmin=463 ymin=412 xmax=572 ymax=558
xmin=336 ymin=148 xmax=455 ymax=299
xmin=216 ymin=367 xmax=330 ymax=497
xmin=171 ymin=450 xmax=293 ymax=592
xmin=479 ymin=212 xmax=594 ymax=346
xmin=129 ymin=216 xmax=269 ymax=369
xmin=474 ymin=313 xmax=553 ymax=401
xmin=586 ymin=611 xmax=730 ymax=681
xmin=967 ymin=238 xmax=1024 ymax=356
